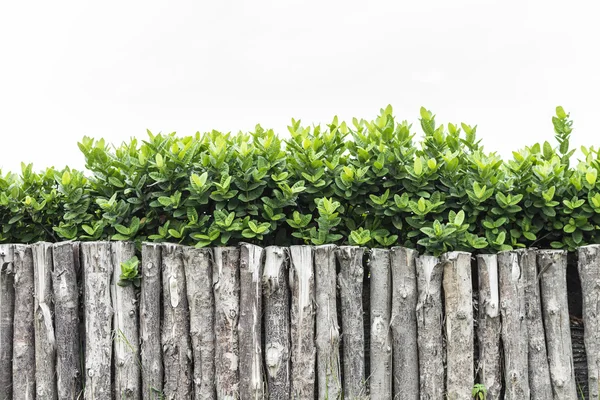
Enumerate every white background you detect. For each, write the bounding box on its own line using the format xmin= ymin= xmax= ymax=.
xmin=1 ymin=0 xmax=598 ymax=173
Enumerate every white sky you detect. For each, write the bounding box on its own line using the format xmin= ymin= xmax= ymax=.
xmin=1 ymin=0 xmax=598 ymax=173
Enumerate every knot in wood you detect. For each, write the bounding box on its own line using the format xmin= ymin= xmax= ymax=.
xmin=129 ymin=310 xmax=135 ymax=317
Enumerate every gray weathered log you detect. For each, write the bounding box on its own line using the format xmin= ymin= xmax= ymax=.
xmin=314 ymin=245 xmax=341 ymax=400
xmin=0 ymin=244 xmax=14 ymax=400
xmin=289 ymin=245 xmax=316 ymax=399
xmin=161 ymin=243 xmax=193 ymax=399
xmin=183 ymin=247 xmax=216 ymax=400
xmin=111 ymin=242 xmax=141 ymax=399
xmin=336 ymin=246 xmax=366 ymax=399
xmin=52 ymin=242 xmax=83 ymax=400
xmin=538 ymin=249 xmax=577 ymax=399
xmin=521 ymin=248 xmax=552 ymax=400
xmin=579 ymin=245 xmax=600 ymax=399
xmin=415 ymin=255 xmax=444 ymax=399
xmin=442 ymin=251 xmax=474 ymax=400
xmin=368 ymin=248 xmax=392 ymax=399
xmin=81 ymin=242 xmax=113 ymax=400
xmin=32 ymin=242 xmax=57 ymax=400
xmin=213 ymin=247 xmax=241 ymax=400
xmin=476 ymin=254 xmax=501 ymax=400
xmin=238 ymin=243 xmax=265 ymax=400
xmin=390 ymin=246 xmax=419 ymax=400
xmin=140 ymin=243 xmax=163 ymax=400
xmin=262 ymin=246 xmax=291 ymax=400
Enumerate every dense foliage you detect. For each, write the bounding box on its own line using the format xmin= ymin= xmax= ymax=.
xmin=1 ymin=106 xmax=599 ymax=255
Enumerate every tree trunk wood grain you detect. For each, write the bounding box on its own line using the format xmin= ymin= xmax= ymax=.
xmin=415 ymin=255 xmax=444 ymax=399
xmin=368 ymin=248 xmax=392 ymax=400
xmin=183 ymin=247 xmax=216 ymax=400
xmin=390 ymin=246 xmax=419 ymax=400
xmin=336 ymin=246 xmax=366 ymax=399
xmin=81 ymin=241 xmax=113 ymax=400
xmin=262 ymin=246 xmax=291 ymax=400
xmin=213 ymin=247 xmax=240 ymax=400
xmin=314 ymin=244 xmax=341 ymax=400
xmin=161 ymin=243 xmax=193 ymax=399
xmin=0 ymin=244 xmax=14 ymax=400
xmin=238 ymin=243 xmax=265 ymax=400
xmin=52 ymin=242 xmax=83 ymax=400
xmin=538 ymin=250 xmax=577 ymax=399
xmin=111 ymin=241 xmax=141 ymax=399
xmin=475 ymin=254 xmax=501 ymax=400
xmin=140 ymin=243 xmax=163 ymax=400
xmin=289 ymin=245 xmax=316 ymax=399
xmin=442 ymin=251 xmax=474 ymax=400
xmin=578 ymin=245 xmax=600 ymax=400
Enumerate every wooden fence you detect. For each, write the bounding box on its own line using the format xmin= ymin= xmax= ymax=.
xmin=0 ymin=241 xmax=598 ymax=399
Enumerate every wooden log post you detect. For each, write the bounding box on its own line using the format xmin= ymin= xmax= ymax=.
xmin=183 ymin=247 xmax=216 ymax=400
xmin=538 ymin=250 xmax=577 ymax=398
xmin=52 ymin=242 xmax=83 ymax=400
xmin=336 ymin=246 xmax=367 ymax=399
xmin=442 ymin=251 xmax=473 ymax=400
xmin=140 ymin=243 xmax=163 ymax=400
xmin=390 ymin=246 xmax=419 ymax=399
xmin=415 ymin=255 xmax=444 ymax=399
xmin=314 ymin=244 xmax=341 ymax=400
xmin=161 ymin=243 xmax=193 ymax=399
xmin=262 ymin=246 xmax=291 ymax=399
xmin=213 ymin=247 xmax=241 ymax=399
xmin=238 ymin=243 xmax=265 ymax=399
xmin=0 ymin=244 xmax=14 ymax=400
xmin=289 ymin=245 xmax=316 ymax=399
xmin=81 ymin=242 xmax=113 ymax=400
xmin=111 ymin=241 xmax=141 ymax=399
xmin=476 ymin=254 xmax=501 ymax=399
xmin=368 ymin=248 xmax=392 ymax=399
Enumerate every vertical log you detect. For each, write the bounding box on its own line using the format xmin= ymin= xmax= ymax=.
xmin=140 ymin=243 xmax=163 ymax=400
xmin=81 ymin=242 xmax=113 ymax=400
xmin=161 ymin=243 xmax=193 ymax=399
xmin=238 ymin=243 xmax=265 ymax=399
xmin=183 ymin=247 xmax=216 ymax=400
xmin=415 ymin=255 xmax=444 ymax=399
xmin=579 ymin=245 xmax=600 ymax=399
xmin=336 ymin=246 xmax=366 ymax=399
xmin=0 ymin=244 xmax=14 ymax=400
xmin=289 ymin=245 xmax=316 ymax=399
xmin=538 ymin=249 xmax=577 ymax=398
xmin=52 ymin=242 xmax=83 ymax=400
xmin=262 ymin=246 xmax=291 ymax=399
xmin=314 ymin=244 xmax=341 ymax=400
xmin=389 ymin=247 xmax=419 ymax=399
xmin=111 ymin=242 xmax=141 ymax=399
xmin=476 ymin=254 xmax=501 ymax=400
xmin=213 ymin=247 xmax=241 ymax=399
xmin=442 ymin=251 xmax=473 ymax=400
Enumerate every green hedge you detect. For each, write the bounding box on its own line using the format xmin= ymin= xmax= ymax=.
xmin=1 ymin=106 xmax=598 ymax=255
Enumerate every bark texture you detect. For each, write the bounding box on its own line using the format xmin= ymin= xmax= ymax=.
xmin=81 ymin=242 xmax=113 ymax=400
xmin=390 ymin=246 xmax=419 ymax=400
xmin=314 ymin=245 xmax=341 ymax=400
xmin=368 ymin=248 xmax=392 ymax=399
xmin=0 ymin=244 xmax=14 ymax=400
xmin=238 ymin=243 xmax=265 ymax=400
xmin=289 ymin=245 xmax=316 ymax=399
xmin=183 ymin=247 xmax=216 ymax=400
xmin=336 ymin=246 xmax=366 ymax=399
xmin=111 ymin=241 xmax=141 ymax=399
xmin=140 ymin=243 xmax=163 ymax=400
xmin=262 ymin=246 xmax=291 ymax=400
xmin=579 ymin=245 xmax=600 ymax=400
xmin=161 ymin=243 xmax=193 ymax=399
xmin=538 ymin=250 xmax=577 ymax=399
xmin=475 ymin=254 xmax=501 ymax=400
xmin=213 ymin=247 xmax=240 ymax=400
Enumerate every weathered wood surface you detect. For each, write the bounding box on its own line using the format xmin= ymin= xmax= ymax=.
xmin=0 ymin=244 xmax=14 ymax=400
